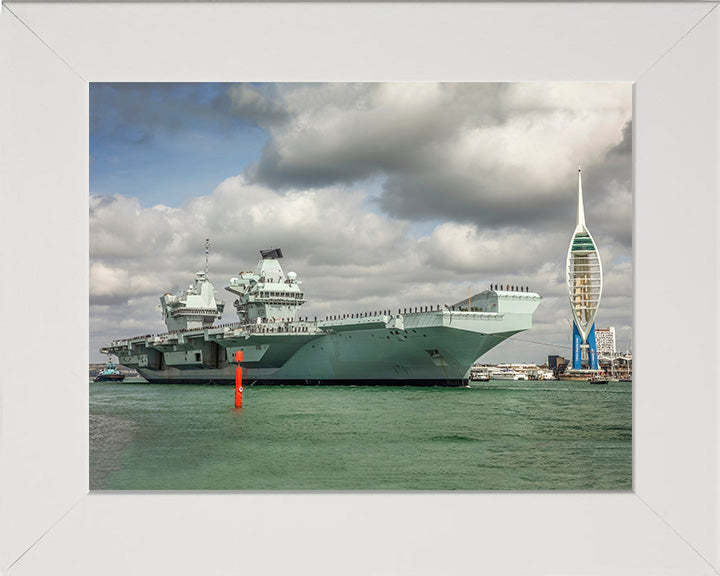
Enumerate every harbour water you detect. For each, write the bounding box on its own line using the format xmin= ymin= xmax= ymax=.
xmin=90 ymin=380 xmax=631 ymax=491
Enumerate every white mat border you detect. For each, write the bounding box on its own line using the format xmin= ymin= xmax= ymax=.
xmin=1 ymin=3 xmax=718 ymax=574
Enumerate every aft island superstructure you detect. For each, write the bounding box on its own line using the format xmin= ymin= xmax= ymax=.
xmin=101 ymin=248 xmax=542 ymax=386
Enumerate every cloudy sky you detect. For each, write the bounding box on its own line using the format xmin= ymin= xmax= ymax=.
xmin=90 ymin=82 xmax=632 ymax=365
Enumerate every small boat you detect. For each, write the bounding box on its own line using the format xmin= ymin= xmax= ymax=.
xmin=588 ymin=374 xmax=609 ymax=385
xmin=93 ymin=361 xmax=126 ymax=382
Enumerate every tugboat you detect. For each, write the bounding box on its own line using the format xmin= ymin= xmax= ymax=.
xmin=93 ymin=361 xmax=126 ymax=382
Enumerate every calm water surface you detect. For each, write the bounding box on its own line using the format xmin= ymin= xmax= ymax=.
xmin=90 ymin=380 xmax=631 ymax=490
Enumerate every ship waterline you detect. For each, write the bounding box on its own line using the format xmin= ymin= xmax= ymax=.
xmin=101 ymin=249 xmax=541 ymax=386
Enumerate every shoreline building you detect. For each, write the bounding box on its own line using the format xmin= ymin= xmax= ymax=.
xmin=566 ymin=168 xmax=603 ymax=371
xmin=595 ymin=326 xmax=617 ymax=357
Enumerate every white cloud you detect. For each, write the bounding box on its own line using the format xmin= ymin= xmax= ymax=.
xmin=418 ymin=222 xmax=568 ymax=279
xmin=90 ymin=261 xmax=129 ymax=300
xmin=249 ymin=83 xmax=631 ymax=221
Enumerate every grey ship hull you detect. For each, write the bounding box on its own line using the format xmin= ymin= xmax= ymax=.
xmin=104 ymin=295 xmax=540 ymax=386
xmin=134 ymin=327 xmax=513 ymax=386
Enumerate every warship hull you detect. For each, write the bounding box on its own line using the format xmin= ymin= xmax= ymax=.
xmin=104 ymin=298 xmax=540 ymax=386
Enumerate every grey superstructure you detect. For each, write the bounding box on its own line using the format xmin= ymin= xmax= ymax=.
xmin=101 ymin=249 xmax=541 ymax=386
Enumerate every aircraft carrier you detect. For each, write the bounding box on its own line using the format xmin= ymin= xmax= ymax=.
xmin=100 ymin=248 xmax=542 ymax=386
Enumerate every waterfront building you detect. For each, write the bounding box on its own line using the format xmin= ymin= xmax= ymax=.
xmin=566 ymin=168 xmax=603 ymax=371
xmin=547 ymin=355 xmax=564 ymax=370
xmin=595 ymin=326 xmax=616 ymax=356
xmin=547 ymin=355 xmax=568 ymax=375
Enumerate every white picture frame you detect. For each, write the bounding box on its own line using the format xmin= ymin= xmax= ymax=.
xmin=1 ymin=2 xmax=718 ymax=574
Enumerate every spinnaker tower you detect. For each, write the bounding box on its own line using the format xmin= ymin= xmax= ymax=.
xmin=566 ymin=168 xmax=603 ymax=370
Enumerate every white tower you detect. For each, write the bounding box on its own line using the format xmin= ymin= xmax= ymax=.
xmin=566 ymin=168 xmax=603 ymax=368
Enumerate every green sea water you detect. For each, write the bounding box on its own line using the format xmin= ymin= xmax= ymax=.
xmin=89 ymin=380 xmax=631 ymax=490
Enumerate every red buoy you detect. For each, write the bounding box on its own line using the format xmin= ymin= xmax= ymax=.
xmin=235 ymin=350 xmax=243 ymax=408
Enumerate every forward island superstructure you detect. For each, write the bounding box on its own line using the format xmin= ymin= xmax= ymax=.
xmin=101 ymin=248 xmax=542 ymax=386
